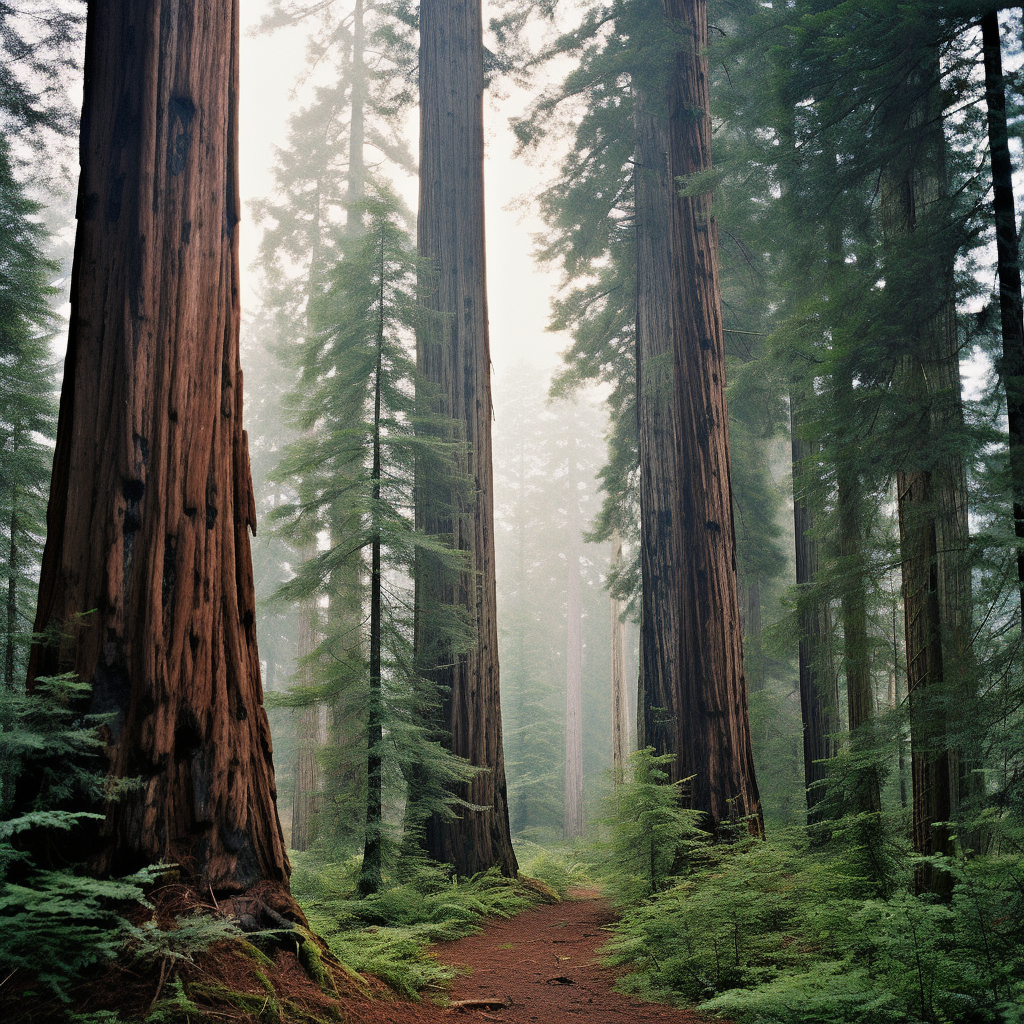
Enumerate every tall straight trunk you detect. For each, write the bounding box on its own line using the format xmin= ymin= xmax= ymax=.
xmin=610 ymin=529 xmax=630 ymax=785
xmin=981 ymin=12 xmax=1024 ymax=615
xmin=790 ymin=394 xmax=840 ymax=822
xmin=347 ymin=0 xmax=366 ymax=225
xmin=564 ymin=452 xmax=583 ymax=839
xmin=416 ymin=0 xmax=516 ymax=877
xmin=884 ymin=61 xmax=974 ymax=891
xmin=358 ymin=265 xmax=385 ymax=895
xmin=5 ymin=491 xmax=16 ymax=691
xmin=26 ymin=0 xmax=291 ymax=896
xmin=835 ymin=402 xmax=881 ymax=813
xmin=633 ymin=86 xmax=684 ymax=779
xmin=656 ymin=0 xmax=763 ymax=833
xmin=291 ymin=549 xmax=321 ymax=853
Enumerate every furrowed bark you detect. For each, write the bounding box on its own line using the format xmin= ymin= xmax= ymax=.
xmin=27 ymin=0 xmax=290 ymax=895
xmin=656 ymin=0 xmax=763 ymax=833
xmin=416 ymin=0 xmax=516 ymax=877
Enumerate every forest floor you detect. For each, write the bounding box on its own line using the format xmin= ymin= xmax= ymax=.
xmin=347 ymin=888 xmax=716 ymax=1024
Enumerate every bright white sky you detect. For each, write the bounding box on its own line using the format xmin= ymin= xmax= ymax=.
xmin=237 ymin=1 xmax=574 ymax=378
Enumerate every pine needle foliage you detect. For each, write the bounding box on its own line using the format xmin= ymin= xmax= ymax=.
xmin=271 ymin=182 xmax=479 ymax=887
xmin=0 ymin=675 xmax=157 ymax=999
xmin=0 ymin=136 xmax=59 ymax=694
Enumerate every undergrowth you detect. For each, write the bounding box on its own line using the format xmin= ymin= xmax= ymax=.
xmin=596 ymin=750 xmax=1024 ymax=1024
xmin=289 ymin=853 xmax=559 ymax=998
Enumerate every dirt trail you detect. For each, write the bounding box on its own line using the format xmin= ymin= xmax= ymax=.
xmin=357 ymin=889 xmax=712 ymax=1024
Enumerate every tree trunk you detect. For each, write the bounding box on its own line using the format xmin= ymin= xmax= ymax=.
xmin=981 ymin=11 xmax=1024 ymax=616
xmin=790 ymin=393 xmax=839 ymax=823
xmin=358 ymin=273 xmax=385 ymax=895
xmin=415 ymin=0 xmax=516 ymax=877
xmin=27 ymin=0 xmax=291 ymax=897
xmin=564 ymin=449 xmax=583 ymax=840
xmin=883 ymin=61 xmax=974 ymax=891
xmin=656 ymin=0 xmax=763 ymax=834
xmin=610 ymin=529 xmax=630 ymax=785
xmin=835 ymin=394 xmax=881 ymax=814
xmin=633 ymin=84 xmax=684 ymax=779
xmin=291 ymin=548 xmax=321 ymax=853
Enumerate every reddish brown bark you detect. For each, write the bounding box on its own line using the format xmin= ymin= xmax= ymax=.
xmin=416 ymin=0 xmax=517 ymax=877
xmin=653 ymin=0 xmax=763 ymax=833
xmin=28 ymin=1 xmax=290 ymax=894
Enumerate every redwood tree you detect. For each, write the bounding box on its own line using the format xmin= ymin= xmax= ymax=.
xmin=28 ymin=1 xmax=291 ymax=897
xmin=415 ymin=0 xmax=517 ymax=876
xmin=642 ymin=0 xmax=763 ymax=833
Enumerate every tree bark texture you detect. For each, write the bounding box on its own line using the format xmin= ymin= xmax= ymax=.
xmin=981 ymin=11 xmax=1024 ymax=616
xmin=564 ymin=455 xmax=583 ymax=840
xmin=610 ymin=529 xmax=631 ymax=785
xmin=655 ymin=0 xmax=763 ymax=833
xmin=883 ymin=62 xmax=974 ymax=887
xmin=633 ymin=87 xmax=685 ymax=783
xmin=416 ymin=0 xmax=516 ymax=877
xmin=790 ymin=395 xmax=839 ymax=823
xmin=27 ymin=1 xmax=290 ymax=894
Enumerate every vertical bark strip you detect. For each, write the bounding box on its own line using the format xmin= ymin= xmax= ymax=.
xmin=657 ymin=0 xmax=763 ymax=833
xmin=291 ymin=561 xmax=321 ymax=853
xmin=633 ymin=88 xmax=684 ymax=781
xmin=610 ymin=529 xmax=630 ymax=785
xmin=416 ymin=0 xmax=516 ymax=877
xmin=981 ymin=11 xmax=1024 ymax=615
xmin=28 ymin=1 xmax=290 ymax=893
xmin=790 ymin=395 xmax=839 ymax=822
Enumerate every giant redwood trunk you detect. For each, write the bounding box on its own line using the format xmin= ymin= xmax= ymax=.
xmin=633 ymin=87 xmax=685 ymax=777
xmin=416 ymin=0 xmax=517 ymax=877
xmin=27 ymin=1 xmax=291 ymax=895
xmin=651 ymin=0 xmax=763 ymax=833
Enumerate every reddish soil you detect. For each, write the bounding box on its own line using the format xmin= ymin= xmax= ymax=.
xmin=350 ymin=889 xmax=714 ymax=1024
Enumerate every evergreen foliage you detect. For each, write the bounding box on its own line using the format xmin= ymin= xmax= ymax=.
xmin=271 ymin=183 xmax=479 ymax=880
xmin=0 ymin=137 xmax=58 ymax=693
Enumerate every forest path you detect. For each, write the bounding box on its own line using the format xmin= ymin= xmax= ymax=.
xmin=355 ymin=889 xmax=714 ymax=1024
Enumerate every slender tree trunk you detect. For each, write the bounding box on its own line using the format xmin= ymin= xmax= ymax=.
xmin=5 ymin=490 xmax=16 ymax=691
xmin=835 ymin=395 xmax=881 ymax=813
xmin=610 ymin=529 xmax=630 ymax=785
xmin=291 ymin=551 xmax=321 ymax=853
xmin=26 ymin=0 xmax=291 ymax=898
xmin=564 ymin=449 xmax=583 ymax=839
xmin=415 ymin=0 xmax=516 ymax=877
xmin=359 ymin=252 xmax=386 ymax=895
xmin=981 ymin=11 xmax=1024 ymax=616
xmin=790 ymin=393 xmax=839 ymax=822
xmin=657 ymin=0 xmax=763 ymax=833
xmin=348 ymin=0 xmax=366 ymax=225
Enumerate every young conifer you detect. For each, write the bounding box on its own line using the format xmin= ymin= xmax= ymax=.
xmin=272 ymin=183 xmax=477 ymax=892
